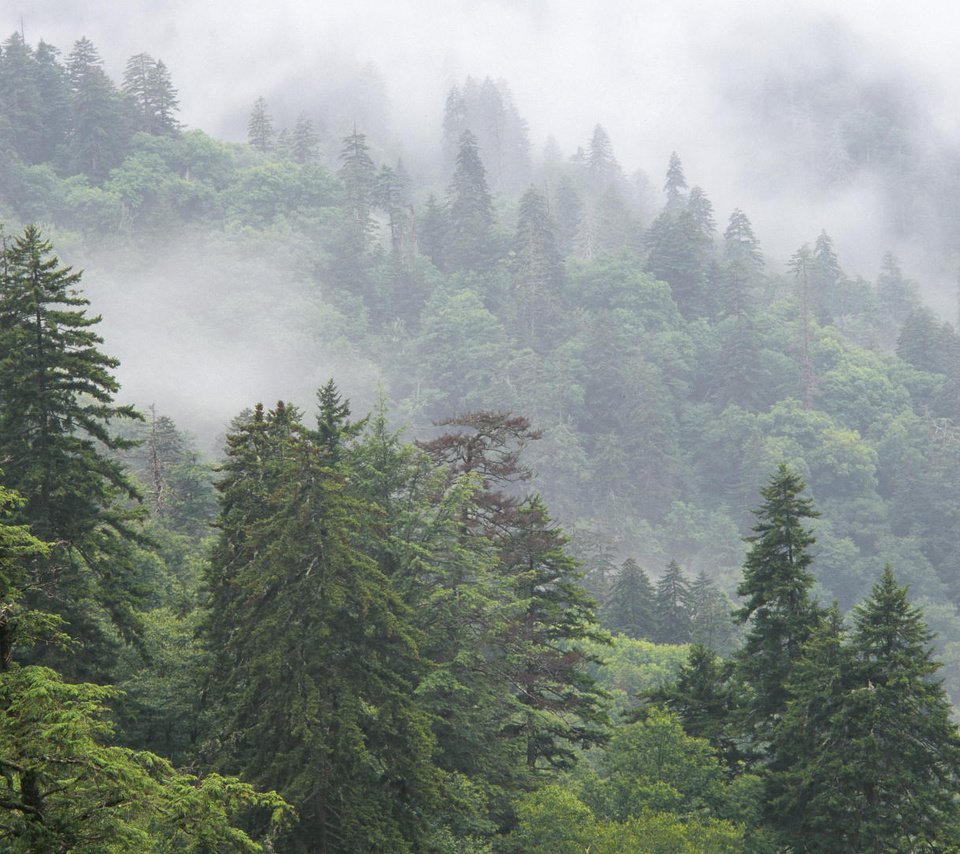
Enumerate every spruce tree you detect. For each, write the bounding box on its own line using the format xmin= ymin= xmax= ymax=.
xmin=338 ymin=128 xmax=378 ymax=250
xmin=771 ymin=573 xmax=960 ymax=851
xmin=653 ymin=560 xmax=691 ymax=644
xmin=511 ymin=186 xmax=563 ymax=347
xmin=202 ymin=400 xmax=440 ymax=852
xmin=735 ymin=465 xmax=822 ymax=748
xmin=664 ymin=151 xmax=687 ymax=211
xmin=65 ymin=38 xmax=129 ymax=180
xmin=446 ymin=129 xmax=495 ymax=272
xmin=602 ymin=558 xmax=655 ymax=639
xmin=0 ymin=225 xmax=144 ymax=675
xmin=246 ymin=95 xmax=274 ymax=152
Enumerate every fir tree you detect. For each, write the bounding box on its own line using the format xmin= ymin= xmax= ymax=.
xmin=202 ymin=400 xmax=440 ymax=852
xmin=735 ymin=465 xmax=822 ymax=748
xmin=338 ymin=128 xmax=378 ymax=251
xmin=246 ymin=95 xmax=274 ymax=152
xmin=511 ymin=186 xmax=563 ymax=347
xmin=602 ymin=558 xmax=655 ymax=639
xmin=664 ymin=151 xmax=687 ymax=212
xmin=446 ymin=129 xmax=495 ymax=272
xmin=65 ymin=37 xmax=129 ymax=180
xmin=771 ymin=573 xmax=960 ymax=851
xmin=0 ymin=226 xmax=144 ymax=676
xmin=653 ymin=560 xmax=691 ymax=644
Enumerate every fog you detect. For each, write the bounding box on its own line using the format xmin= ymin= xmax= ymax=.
xmin=13 ymin=0 xmax=960 ymax=436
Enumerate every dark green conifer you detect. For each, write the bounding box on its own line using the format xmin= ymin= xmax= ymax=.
xmin=0 ymin=225 xmax=144 ymax=675
xmin=602 ymin=558 xmax=655 ymax=639
xmin=735 ymin=465 xmax=822 ymax=747
xmin=653 ymin=560 xmax=691 ymax=644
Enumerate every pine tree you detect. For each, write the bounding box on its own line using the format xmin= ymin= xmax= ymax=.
xmin=202 ymin=399 xmax=440 ymax=852
xmin=417 ymin=193 xmax=448 ymax=269
xmin=688 ymin=570 xmax=737 ymax=652
xmin=811 ymin=230 xmax=842 ymax=323
xmin=289 ymin=111 xmax=319 ymax=163
xmin=664 ymin=151 xmax=687 ymax=212
xmin=788 ymin=243 xmax=817 ymax=408
xmin=338 ymin=128 xmax=378 ymax=251
xmin=660 ymin=644 xmax=740 ymax=768
xmin=771 ymin=573 xmax=960 ymax=851
xmin=0 ymin=226 xmax=144 ymax=675
xmin=586 ymin=124 xmax=620 ymax=189
xmin=446 ymin=129 xmax=495 ymax=272
xmin=602 ymin=558 xmax=656 ymax=639
xmin=246 ymin=95 xmax=274 ymax=152
xmin=497 ymin=497 xmax=609 ymax=771
xmin=147 ymin=59 xmax=180 ymax=134
xmin=653 ymin=560 xmax=691 ymax=644
xmin=735 ymin=465 xmax=822 ymax=748
xmin=65 ymin=38 xmax=129 ymax=180
xmin=511 ymin=186 xmax=563 ymax=347
xmin=720 ymin=208 xmax=763 ymax=317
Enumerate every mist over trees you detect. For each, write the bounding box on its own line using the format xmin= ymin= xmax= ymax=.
xmin=4 ymin=21 xmax=960 ymax=851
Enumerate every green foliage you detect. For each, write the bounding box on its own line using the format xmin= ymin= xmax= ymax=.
xmin=0 ymin=225 xmax=146 ymax=674
xmin=0 ymin=664 xmax=291 ymax=851
xmin=770 ymin=571 xmax=960 ymax=851
xmin=735 ymin=465 xmax=823 ymax=744
xmin=202 ymin=400 xmax=443 ymax=851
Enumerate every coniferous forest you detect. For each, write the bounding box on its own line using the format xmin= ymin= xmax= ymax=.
xmin=5 ymin=21 xmax=960 ymax=852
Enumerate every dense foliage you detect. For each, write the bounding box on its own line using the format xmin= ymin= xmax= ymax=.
xmin=3 ymin=30 xmax=960 ymax=850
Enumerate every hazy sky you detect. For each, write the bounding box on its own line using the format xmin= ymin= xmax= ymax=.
xmin=11 ymin=1 xmax=960 ymax=429
xmin=15 ymin=1 xmax=960 ymax=280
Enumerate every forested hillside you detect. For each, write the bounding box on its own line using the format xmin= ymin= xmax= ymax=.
xmin=3 ymin=31 xmax=960 ymax=851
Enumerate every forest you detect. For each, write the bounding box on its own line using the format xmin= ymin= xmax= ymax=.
xmin=2 ymin=26 xmax=960 ymax=852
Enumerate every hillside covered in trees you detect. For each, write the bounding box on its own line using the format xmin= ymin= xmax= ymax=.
xmin=3 ymin=27 xmax=960 ymax=852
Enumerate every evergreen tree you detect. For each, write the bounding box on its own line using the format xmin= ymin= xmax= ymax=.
xmin=664 ymin=151 xmax=687 ymax=212
xmin=720 ymin=208 xmax=763 ymax=317
xmin=338 ymin=128 xmax=378 ymax=251
xmin=788 ymin=243 xmax=817 ymax=408
xmin=688 ymin=570 xmax=737 ymax=652
xmin=65 ymin=38 xmax=128 ymax=180
xmin=121 ymin=53 xmax=177 ymax=135
xmin=602 ymin=558 xmax=655 ymax=639
xmin=659 ymin=644 xmax=740 ymax=768
xmin=586 ymin=124 xmax=621 ymax=189
xmin=202 ymin=400 xmax=440 ymax=852
xmin=511 ymin=185 xmax=564 ymax=347
xmin=653 ymin=560 xmax=691 ymax=644
xmin=497 ymin=496 xmax=609 ymax=771
xmin=416 ymin=193 xmax=447 ymax=269
xmin=446 ymin=129 xmax=496 ymax=272
xmin=147 ymin=59 xmax=180 ymax=135
xmin=246 ymin=95 xmax=274 ymax=152
xmin=441 ymin=84 xmax=467 ymax=174
xmin=290 ymin=111 xmax=319 ymax=163
xmin=735 ymin=465 xmax=822 ymax=748
xmin=811 ymin=230 xmax=842 ymax=323
xmin=374 ymin=163 xmax=407 ymax=254
xmin=876 ymin=252 xmax=920 ymax=329
xmin=0 ymin=226 xmax=144 ymax=676
xmin=772 ymin=573 xmax=960 ymax=851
